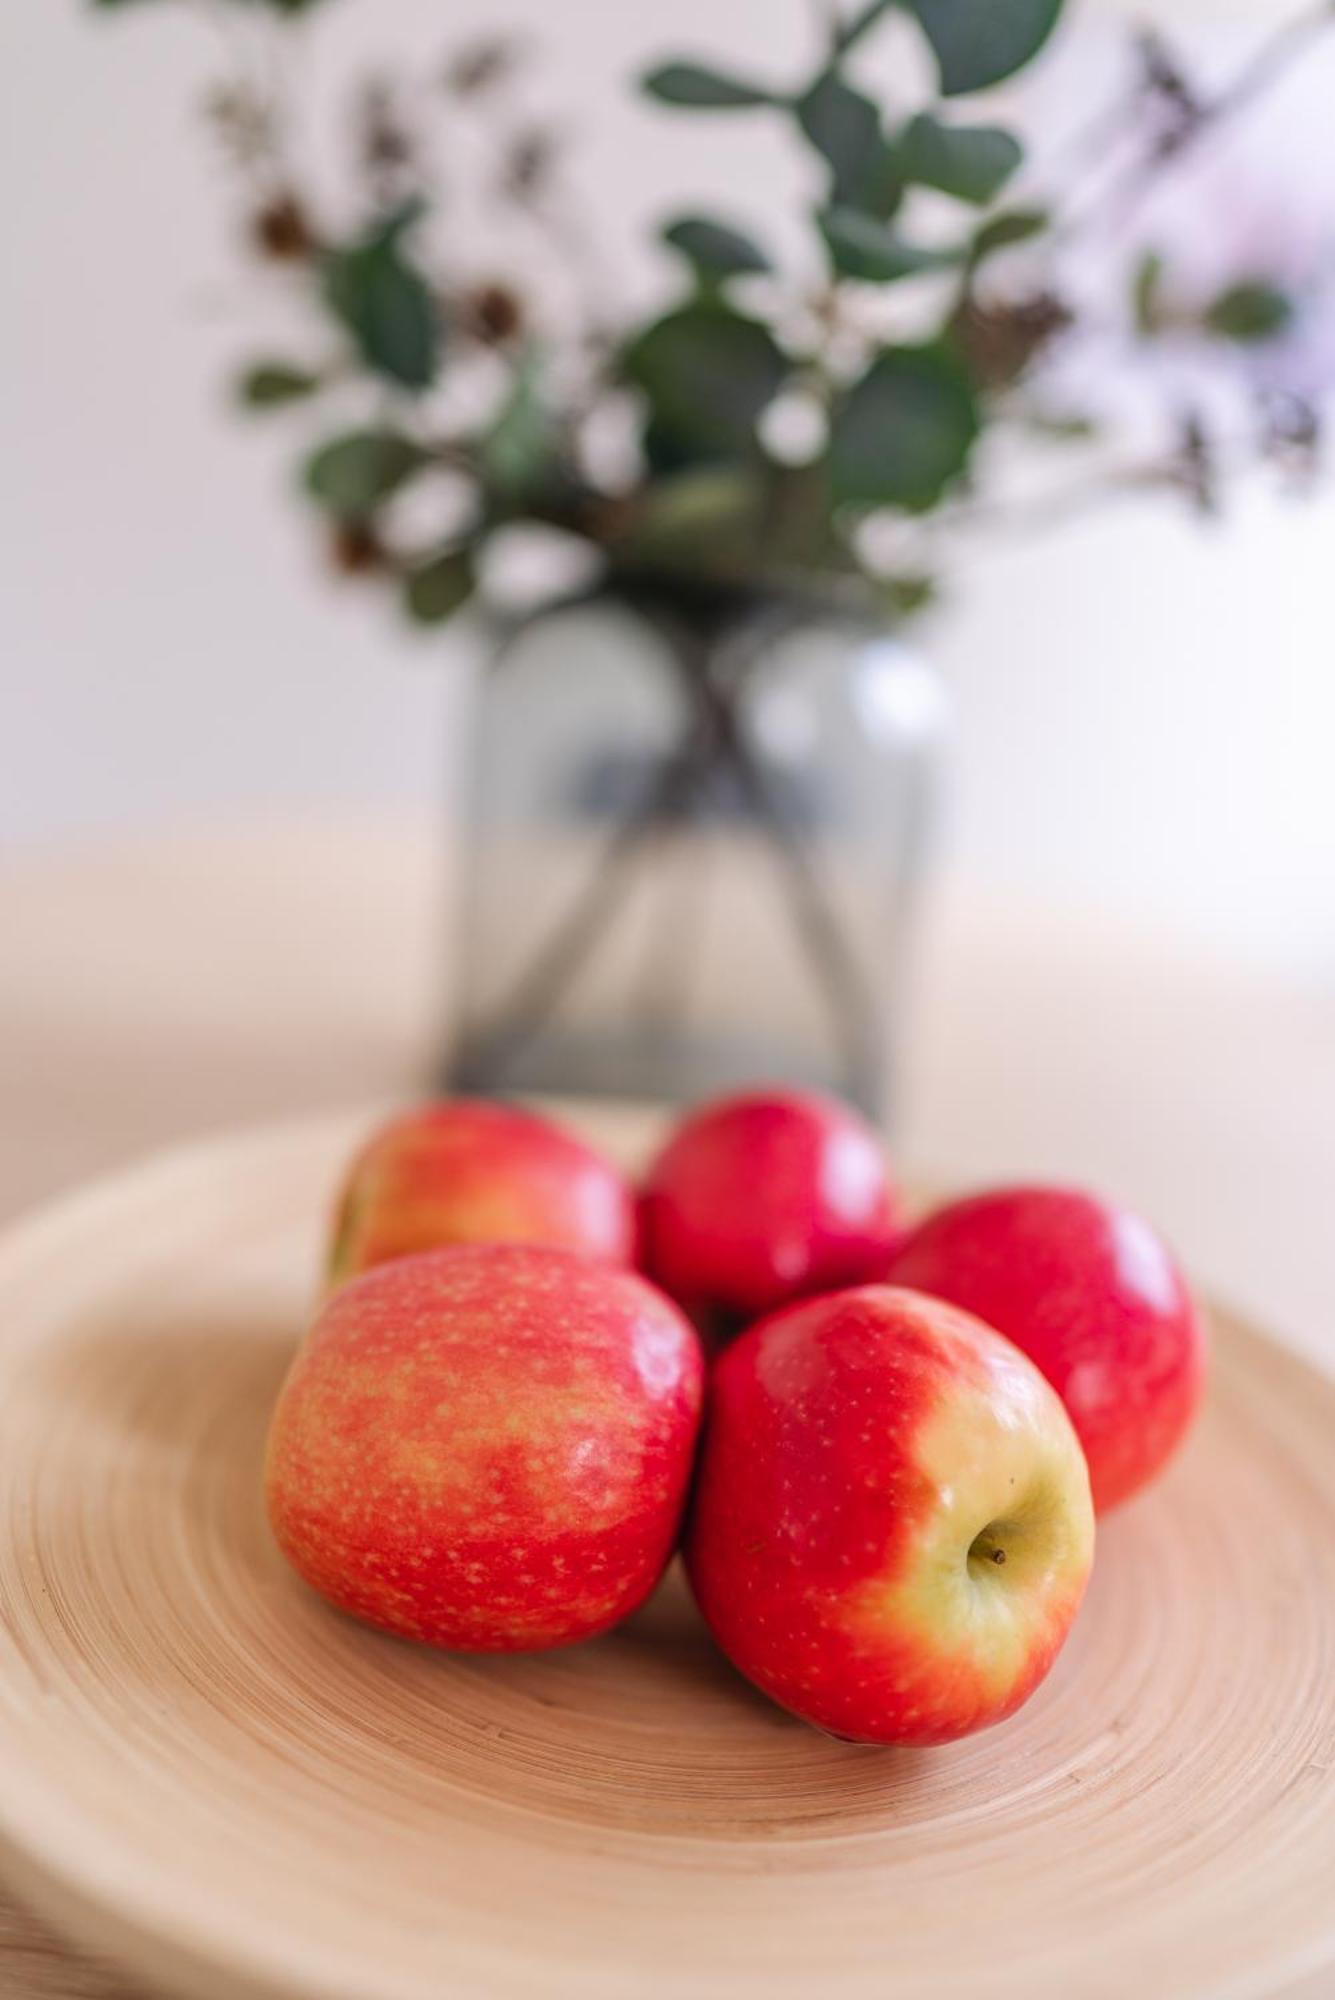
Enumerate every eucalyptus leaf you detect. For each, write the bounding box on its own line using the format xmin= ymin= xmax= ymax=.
xmin=830 ymin=345 xmax=978 ymax=508
xmin=662 ymin=215 xmax=772 ymax=281
xmin=1133 ymin=250 xmax=1166 ymax=336
xmin=1024 ymin=409 xmax=1100 ymax=441
xmin=820 ymin=208 xmax=961 ymax=283
xmin=901 ymin=113 xmax=1022 ymax=204
xmin=641 ymin=61 xmax=774 ymax=108
xmin=622 ymin=304 xmax=787 ymax=461
xmin=404 ymin=548 xmax=476 ymax=624
xmin=765 ymin=459 xmax=836 ymax=563
xmin=1206 ymin=281 xmax=1294 ymax=344
xmin=622 ymin=467 xmax=766 ymax=575
xmin=797 ymin=71 xmax=884 ymax=206
xmin=969 ymin=206 xmax=1050 ymax=263
xmin=906 ymin=0 xmax=1065 ymax=95
xmin=303 ymin=431 xmax=430 ymax=518
xmin=833 ymin=0 xmax=898 ymax=54
xmin=237 ymin=362 xmax=321 ymax=408
xmin=322 ymin=209 xmax=440 ymax=393
xmin=480 ymin=359 xmax=556 ymax=499
xmin=874 ymin=571 xmax=939 ymax=619
xmin=856 ymin=139 xmax=908 ymax=220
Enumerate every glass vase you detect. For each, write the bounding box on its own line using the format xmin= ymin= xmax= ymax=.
xmin=447 ymin=587 xmax=947 ymax=1122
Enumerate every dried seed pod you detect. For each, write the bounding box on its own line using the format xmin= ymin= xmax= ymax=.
xmin=467 ymin=283 xmax=525 ymax=345
xmin=329 ymin=522 xmax=386 ymax=575
xmin=252 ymin=193 xmax=318 ymax=263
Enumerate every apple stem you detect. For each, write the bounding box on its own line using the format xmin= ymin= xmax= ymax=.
xmin=969 ymin=1529 xmax=1009 ymax=1570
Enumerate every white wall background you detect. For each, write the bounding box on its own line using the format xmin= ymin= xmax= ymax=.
xmin=3 ymin=0 xmax=1333 ymax=979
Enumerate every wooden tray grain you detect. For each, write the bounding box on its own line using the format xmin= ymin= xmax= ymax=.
xmin=0 ymin=1111 xmax=1332 ymax=2000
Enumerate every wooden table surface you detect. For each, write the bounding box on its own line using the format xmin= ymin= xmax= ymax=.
xmin=1 ymin=817 xmax=1332 ymax=1999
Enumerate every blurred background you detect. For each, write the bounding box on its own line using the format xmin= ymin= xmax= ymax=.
xmin=6 ymin=0 xmax=1333 ymax=974
xmin=2 ymin=0 xmax=1333 ymax=1329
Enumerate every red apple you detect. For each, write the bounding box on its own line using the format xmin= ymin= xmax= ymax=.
xmin=887 ymin=1187 xmax=1206 ymax=1513
xmin=641 ymin=1089 xmax=903 ymax=1320
xmin=267 ymin=1243 xmax=705 ymax=1650
xmin=686 ymin=1285 xmax=1094 ymax=1745
xmin=326 ymin=1099 xmax=635 ymax=1287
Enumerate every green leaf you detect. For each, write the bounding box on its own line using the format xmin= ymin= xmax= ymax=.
xmin=857 ymin=139 xmax=909 ymax=220
xmin=969 ymin=206 xmax=1050 ymax=263
xmin=237 ymin=362 xmax=321 ymax=408
xmin=829 ymin=345 xmax=979 ymax=508
xmin=820 ymin=208 xmax=962 ymax=282
xmin=622 ymin=304 xmax=788 ymax=462
xmin=765 ymin=458 xmax=836 ymax=562
xmin=640 ymin=61 xmax=774 ymax=108
xmin=303 ymin=431 xmax=430 ymax=518
xmin=1024 ymin=409 xmax=1100 ymax=441
xmin=833 ymin=0 xmax=898 ymax=54
xmin=906 ymin=0 xmax=1065 ymax=95
xmin=874 ymin=571 xmax=939 ymax=618
xmin=621 ymin=468 xmax=766 ymax=576
xmin=404 ymin=548 xmax=476 ymax=624
xmin=901 ymin=113 xmax=1022 ymax=204
xmin=796 ymin=71 xmax=884 ymax=206
xmin=662 ymin=214 xmax=772 ymax=282
xmin=322 ymin=208 xmax=440 ymax=393
xmin=1132 ymin=250 xmax=1166 ymax=336
xmin=479 ymin=359 xmax=556 ymax=499
xmin=1205 ymin=281 xmax=1294 ymax=344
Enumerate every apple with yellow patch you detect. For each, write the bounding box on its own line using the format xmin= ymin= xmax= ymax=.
xmin=326 ymin=1099 xmax=635 ymax=1288
xmin=267 ymin=1243 xmax=704 ymax=1650
xmin=686 ymin=1285 xmax=1094 ymax=1744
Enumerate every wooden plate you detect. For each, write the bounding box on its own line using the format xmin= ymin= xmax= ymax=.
xmin=0 ymin=1111 xmax=1333 ymax=2000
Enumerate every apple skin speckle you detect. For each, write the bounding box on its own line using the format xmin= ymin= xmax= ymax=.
xmin=267 ymin=1244 xmax=704 ymax=1651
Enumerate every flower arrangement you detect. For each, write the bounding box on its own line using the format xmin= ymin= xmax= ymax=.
xmin=90 ymin=0 xmax=1333 ymax=630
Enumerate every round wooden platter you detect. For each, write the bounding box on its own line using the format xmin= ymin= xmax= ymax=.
xmin=0 ymin=1111 xmax=1334 ymax=2000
